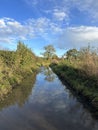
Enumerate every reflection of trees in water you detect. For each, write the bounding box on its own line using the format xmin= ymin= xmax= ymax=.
xmin=0 ymin=73 xmax=37 ymax=110
xmin=44 ymin=67 xmax=56 ymax=82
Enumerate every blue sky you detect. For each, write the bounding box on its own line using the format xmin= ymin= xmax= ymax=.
xmin=0 ymin=0 xmax=98 ymax=56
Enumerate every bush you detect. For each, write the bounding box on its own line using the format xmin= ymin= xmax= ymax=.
xmin=0 ymin=41 xmax=40 ymax=99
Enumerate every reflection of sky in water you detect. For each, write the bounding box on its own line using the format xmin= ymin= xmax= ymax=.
xmin=0 ymin=67 xmax=97 ymax=130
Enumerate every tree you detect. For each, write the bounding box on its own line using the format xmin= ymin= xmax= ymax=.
xmin=66 ymin=49 xmax=78 ymax=60
xmin=42 ymin=45 xmax=56 ymax=60
xmin=15 ymin=41 xmax=36 ymax=69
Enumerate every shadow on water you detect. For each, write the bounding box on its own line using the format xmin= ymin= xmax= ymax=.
xmin=0 ymin=67 xmax=98 ymax=130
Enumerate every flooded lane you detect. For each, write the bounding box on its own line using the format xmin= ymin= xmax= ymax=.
xmin=0 ymin=67 xmax=98 ymax=130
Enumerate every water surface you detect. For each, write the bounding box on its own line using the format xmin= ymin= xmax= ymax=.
xmin=0 ymin=67 xmax=98 ymax=130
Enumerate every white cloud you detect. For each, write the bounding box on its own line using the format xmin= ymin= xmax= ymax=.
xmin=72 ymin=0 xmax=98 ymax=20
xmin=26 ymin=17 xmax=63 ymax=35
xmin=58 ymin=26 xmax=98 ymax=49
xmin=24 ymin=0 xmax=70 ymax=24
xmin=0 ymin=18 xmax=35 ymax=44
xmin=24 ymin=0 xmax=98 ymax=22
xmin=24 ymin=0 xmax=38 ymax=6
xmin=0 ymin=19 xmax=6 ymax=28
xmin=0 ymin=38 xmax=12 ymax=43
xmin=0 ymin=17 xmax=63 ymax=47
xmin=1 ymin=17 xmax=98 ymax=50
xmin=53 ymin=9 xmax=68 ymax=21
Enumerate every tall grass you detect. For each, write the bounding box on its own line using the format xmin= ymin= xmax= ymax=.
xmin=77 ymin=47 xmax=98 ymax=77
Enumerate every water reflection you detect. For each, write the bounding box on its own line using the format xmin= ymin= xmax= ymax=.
xmin=0 ymin=67 xmax=98 ymax=130
xmin=43 ymin=67 xmax=56 ymax=82
xmin=0 ymin=73 xmax=37 ymax=110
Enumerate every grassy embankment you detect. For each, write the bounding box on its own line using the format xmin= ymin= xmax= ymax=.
xmin=50 ymin=47 xmax=98 ymax=116
xmin=0 ymin=42 xmax=42 ymax=100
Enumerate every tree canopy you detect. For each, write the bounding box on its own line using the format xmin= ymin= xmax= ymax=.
xmin=66 ymin=49 xmax=78 ymax=59
xmin=42 ymin=45 xmax=56 ymax=60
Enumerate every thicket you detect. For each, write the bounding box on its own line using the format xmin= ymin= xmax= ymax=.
xmin=0 ymin=41 xmax=40 ymax=99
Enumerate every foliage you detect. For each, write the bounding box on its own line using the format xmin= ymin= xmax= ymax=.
xmin=0 ymin=50 xmax=15 ymax=67
xmin=66 ymin=48 xmax=79 ymax=60
xmin=0 ymin=41 xmax=40 ymax=99
xmin=42 ymin=45 xmax=56 ymax=60
xmin=15 ymin=41 xmax=37 ymax=71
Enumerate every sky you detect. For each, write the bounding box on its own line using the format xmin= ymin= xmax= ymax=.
xmin=0 ymin=0 xmax=98 ymax=56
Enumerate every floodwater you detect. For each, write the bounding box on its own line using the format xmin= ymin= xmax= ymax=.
xmin=0 ymin=67 xmax=98 ymax=130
